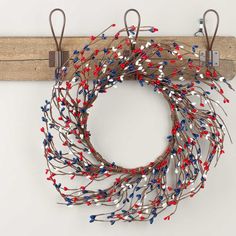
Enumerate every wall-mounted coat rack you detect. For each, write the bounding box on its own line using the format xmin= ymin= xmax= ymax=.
xmin=0 ymin=9 xmax=235 ymax=81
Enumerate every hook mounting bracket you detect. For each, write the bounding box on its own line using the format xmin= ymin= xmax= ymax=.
xmin=49 ymin=50 xmax=69 ymax=68
xmin=199 ymin=50 xmax=220 ymax=67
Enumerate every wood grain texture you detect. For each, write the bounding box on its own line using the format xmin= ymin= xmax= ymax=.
xmin=0 ymin=36 xmax=235 ymax=80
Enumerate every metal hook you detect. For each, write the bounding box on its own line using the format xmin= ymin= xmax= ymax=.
xmin=124 ymin=9 xmax=141 ymax=51
xmin=203 ymin=9 xmax=219 ymax=51
xmin=194 ymin=18 xmax=204 ymax=37
xmin=199 ymin=9 xmax=220 ymax=67
xmin=49 ymin=8 xmax=66 ymax=51
xmin=48 ymin=8 xmax=69 ymax=78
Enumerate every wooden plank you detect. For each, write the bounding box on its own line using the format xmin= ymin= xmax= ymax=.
xmin=0 ymin=36 xmax=235 ymax=81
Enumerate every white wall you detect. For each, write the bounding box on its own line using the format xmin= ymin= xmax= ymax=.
xmin=0 ymin=0 xmax=235 ymax=236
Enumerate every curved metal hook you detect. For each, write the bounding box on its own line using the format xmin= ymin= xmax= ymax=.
xmin=124 ymin=9 xmax=141 ymax=50
xmin=203 ymin=9 xmax=220 ymax=51
xmin=49 ymin=8 xmax=66 ymax=51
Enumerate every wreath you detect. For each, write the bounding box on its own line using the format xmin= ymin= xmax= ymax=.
xmin=41 ymin=9 xmax=232 ymax=224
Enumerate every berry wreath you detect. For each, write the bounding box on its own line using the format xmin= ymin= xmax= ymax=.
xmin=41 ymin=9 xmax=232 ymax=224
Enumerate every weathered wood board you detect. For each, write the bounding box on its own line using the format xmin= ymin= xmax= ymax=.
xmin=0 ymin=36 xmax=235 ymax=80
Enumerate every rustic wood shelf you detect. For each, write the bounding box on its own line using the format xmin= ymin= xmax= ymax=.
xmin=0 ymin=36 xmax=235 ymax=81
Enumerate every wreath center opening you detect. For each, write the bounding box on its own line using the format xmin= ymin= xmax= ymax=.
xmin=88 ymin=81 xmax=172 ymax=169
